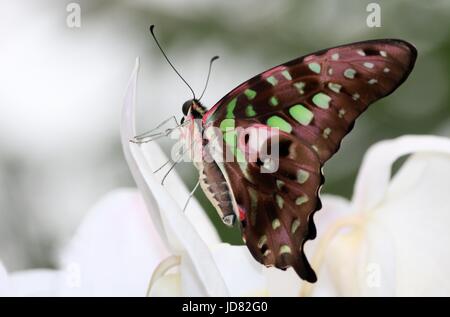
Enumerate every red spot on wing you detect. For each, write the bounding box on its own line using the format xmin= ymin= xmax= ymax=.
xmin=238 ymin=206 xmax=246 ymax=221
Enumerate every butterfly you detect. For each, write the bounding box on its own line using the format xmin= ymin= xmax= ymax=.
xmin=145 ymin=28 xmax=417 ymax=283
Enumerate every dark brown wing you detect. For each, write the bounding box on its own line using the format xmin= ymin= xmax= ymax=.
xmin=204 ymin=39 xmax=417 ymax=163
xmin=219 ymin=125 xmax=323 ymax=282
xmin=202 ymin=39 xmax=417 ymax=282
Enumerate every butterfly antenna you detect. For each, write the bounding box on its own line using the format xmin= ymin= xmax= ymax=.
xmin=149 ymin=25 xmax=196 ymax=99
xmin=198 ymin=55 xmax=219 ymax=101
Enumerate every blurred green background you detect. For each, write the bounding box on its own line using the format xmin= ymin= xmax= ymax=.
xmin=0 ymin=0 xmax=449 ymax=269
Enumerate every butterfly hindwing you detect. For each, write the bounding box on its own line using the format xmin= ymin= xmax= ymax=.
xmin=220 ymin=125 xmax=323 ymax=281
xmin=202 ymin=39 xmax=417 ymax=282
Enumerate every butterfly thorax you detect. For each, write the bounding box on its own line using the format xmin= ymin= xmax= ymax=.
xmin=180 ymin=99 xmax=238 ymax=226
xmin=182 ymin=99 xmax=207 ymax=119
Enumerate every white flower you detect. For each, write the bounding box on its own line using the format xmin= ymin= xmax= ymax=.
xmin=303 ymin=135 xmax=450 ymax=296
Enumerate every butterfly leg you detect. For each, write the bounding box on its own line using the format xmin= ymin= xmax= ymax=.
xmin=160 ymin=146 xmax=193 ymax=185
xmin=133 ymin=115 xmax=179 ymax=140
xmin=130 ymin=120 xmax=192 ymax=144
xmin=152 ymin=148 xmax=185 ymax=174
xmin=182 ymin=180 xmax=200 ymax=213
xmin=130 ymin=132 xmax=165 ymax=144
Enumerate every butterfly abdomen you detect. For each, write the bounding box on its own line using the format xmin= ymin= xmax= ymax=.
xmin=198 ymin=159 xmax=237 ymax=226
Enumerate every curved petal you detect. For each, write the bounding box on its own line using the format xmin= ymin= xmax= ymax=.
xmin=317 ymin=136 xmax=450 ymax=296
xmin=139 ymin=143 xmax=220 ymax=244
xmin=206 ymin=244 xmax=267 ymax=296
xmin=152 ymin=244 xmax=268 ymax=297
xmin=0 ymin=262 xmax=9 ymax=296
xmin=121 ymin=59 xmax=229 ymax=296
xmin=260 ymin=194 xmax=353 ymax=297
xmin=8 ymin=269 xmax=63 ymax=297
xmin=301 ymin=194 xmax=354 ymax=297
xmin=366 ymin=151 xmax=450 ymax=295
xmin=59 ymin=189 xmax=169 ymax=296
xmin=121 ymin=58 xmax=168 ymax=244
xmin=352 ymin=135 xmax=450 ymax=213
xmin=149 ymin=273 xmax=182 ymax=297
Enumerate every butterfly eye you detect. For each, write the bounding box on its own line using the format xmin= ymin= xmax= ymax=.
xmin=182 ymin=100 xmax=192 ymax=115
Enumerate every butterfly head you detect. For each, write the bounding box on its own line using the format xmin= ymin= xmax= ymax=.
xmin=181 ymin=99 xmax=207 ymax=123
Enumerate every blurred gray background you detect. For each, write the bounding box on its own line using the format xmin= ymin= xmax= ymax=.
xmin=0 ymin=0 xmax=449 ymax=271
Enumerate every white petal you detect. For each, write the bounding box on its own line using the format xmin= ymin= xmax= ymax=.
xmin=264 ymin=267 xmax=301 ymax=297
xmin=9 ymin=269 xmax=63 ymax=296
xmin=121 ymin=59 xmax=229 ymax=296
xmin=177 ymin=244 xmax=268 ymax=296
xmin=149 ymin=273 xmax=182 ymax=297
xmin=121 ymin=58 xmax=168 ymax=244
xmin=0 ymin=262 xmax=10 ymax=296
xmin=352 ymin=135 xmax=450 ymax=212
xmin=140 ymin=142 xmax=220 ymax=244
xmin=207 ymin=244 xmax=267 ymax=296
xmin=152 ymin=245 xmax=270 ymax=297
xmin=60 ymin=189 xmax=169 ymax=296
xmin=317 ymin=136 xmax=450 ymax=296
xmin=302 ymin=194 xmax=354 ymax=297
xmin=261 ymin=195 xmax=353 ymax=297
xmin=367 ymin=152 xmax=450 ymax=295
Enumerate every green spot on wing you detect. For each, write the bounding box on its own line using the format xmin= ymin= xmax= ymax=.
xmin=266 ymin=76 xmax=278 ymax=86
xmin=226 ymin=98 xmax=237 ymax=118
xmin=323 ymin=127 xmax=331 ymax=139
xmin=220 ymin=118 xmax=235 ymax=132
xmin=344 ymin=68 xmax=356 ymax=79
xmin=223 ymin=130 xmax=236 ymax=145
xmin=276 ymin=195 xmax=284 ymax=210
xmin=293 ymin=82 xmax=305 ymax=95
xmin=258 ymin=235 xmax=267 ymax=248
xmin=279 ymin=245 xmax=291 ymax=255
xmin=289 ymin=104 xmax=314 ymax=126
xmin=245 ymin=105 xmax=257 ymax=117
xmin=269 ymin=96 xmax=279 ymax=106
xmin=276 ymin=179 xmax=285 ymax=190
xmin=297 ymin=169 xmax=310 ymax=184
xmin=291 ymin=219 xmax=300 ymax=234
xmin=267 ymin=116 xmax=292 ymax=133
xmin=223 ymin=129 xmax=246 ymax=163
xmin=272 ymin=218 xmax=281 ymax=229
xmin=244 ymin=88 xmax=257 ymax=100
xmin=308 ymin=62 xmax=321 ymax=74
xmin=295 ymin=195 xmax=309 ymax=205
xmin=281 ymin=70 xmax=292 ymax=80
xmin=328 ymin=82 xmax=342 ymax=93
xmin=312 ymin=93 xmax=331 ymax=109
xmin=248 ymin=187 xmax=258 ymax=212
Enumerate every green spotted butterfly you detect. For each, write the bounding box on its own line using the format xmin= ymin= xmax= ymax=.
xmin=151 ymin=32 xmax=417 ymax=282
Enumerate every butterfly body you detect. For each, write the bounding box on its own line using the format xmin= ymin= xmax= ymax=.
xmin=180 ymin=100 xmax=238 ymax=226
xmin=179 ymin=39 xmax=417 ymax=283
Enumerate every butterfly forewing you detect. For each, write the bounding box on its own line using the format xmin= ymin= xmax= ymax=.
xmin=202 ymin=39 xmax=417 ymax=282
xmin=205 ymin=39 xmax=416 ymax=162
